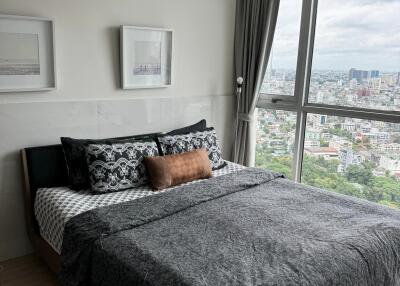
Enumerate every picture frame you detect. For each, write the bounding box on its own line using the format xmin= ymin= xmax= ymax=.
xmin=120 ymin=25 xmax=173 ymax=89
xmin=0 ymin=14 xmax=56 ymax=92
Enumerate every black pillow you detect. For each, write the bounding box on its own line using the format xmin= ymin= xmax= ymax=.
xmin=61 ymin=133 xmax=157 ymax=190
xmin=61 ymin=121 xmax=206 ymax=191
xmin=167 ymin=119 xmax=207 ymax=135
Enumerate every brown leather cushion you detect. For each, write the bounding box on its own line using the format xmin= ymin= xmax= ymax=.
xmin=144 ymin=148 xmax=212 ymax=190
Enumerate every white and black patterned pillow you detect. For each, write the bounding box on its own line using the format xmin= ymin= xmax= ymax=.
xmin=85 ymin=141 xmax=159 ymax=193
xmin=61 ymin=134 xmax=158 ymax=190
xmin=158 ymin=128 xmax=226 ymax=170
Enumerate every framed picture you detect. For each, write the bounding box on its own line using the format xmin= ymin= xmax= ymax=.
xmin=0 ymin=14 xmax=56 ymax=92
xmin=120 ymin=26 xmax=173 ymax=89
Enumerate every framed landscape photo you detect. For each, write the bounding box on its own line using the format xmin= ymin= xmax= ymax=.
xmin=120 ymin=26 xmax=172 ymax=89
xmin=0 ymin=15 xmax=56 ymax=92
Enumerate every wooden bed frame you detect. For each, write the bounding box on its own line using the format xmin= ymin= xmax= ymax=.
xmin=21 ymin=147 xmax=63 ymax=273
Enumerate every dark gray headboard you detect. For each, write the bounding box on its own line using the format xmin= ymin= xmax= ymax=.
xmin=23 ymin=144 xmax=69 ymax=194
xmin=21 ymin=144 xmax=68 ymax=235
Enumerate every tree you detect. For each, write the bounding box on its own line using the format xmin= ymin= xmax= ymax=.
xmin=320 ymin=139 xmax=329 ymax=147
xmin=301 ymin=155 xmax=360 ymax=197
xmin=255 ymin=146 xmax=293 ymax=179
xmin=256 ymin=148 xmax=400 ymax=209
xmin=345 ymin=162 xmax=373 ymax=185
xmin=365 ymin=176 xmax=400 ymax=206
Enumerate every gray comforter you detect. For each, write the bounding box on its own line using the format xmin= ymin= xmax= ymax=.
xmin=59 ymin=168 xmax=400 ymax=286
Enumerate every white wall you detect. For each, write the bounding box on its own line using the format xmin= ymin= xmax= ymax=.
xmin=0 ymin=0 xmax=236 ymax=260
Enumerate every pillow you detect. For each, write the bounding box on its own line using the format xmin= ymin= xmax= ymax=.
xmin=157 ymin=127 xmax=226 ymax=170
xmin=144 ymin=149 xmax=212 ymax=190
xmin=166 ymin=119 xmax=207 ymax=135
xmin=61 ymin=133 xmax=157 ymax=190
xmin=85 ymin=140 xmax=159 ymax=193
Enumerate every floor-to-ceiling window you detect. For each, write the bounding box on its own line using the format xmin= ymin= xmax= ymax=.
xmin=256 ymin=0 xmax=400 ymax=208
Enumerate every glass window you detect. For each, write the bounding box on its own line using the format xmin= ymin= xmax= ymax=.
xmin=309 ymin=0 xmax=400 ymax=111
xmin=301 ymin=114 xmax=400 ymax=209
xmin=256 ymin=0 xmax=400 ymax=210
xmin=260 ymin=0 xmax=302 ymax=96
xmin=256 ymin=109 xmax=297 ymax=179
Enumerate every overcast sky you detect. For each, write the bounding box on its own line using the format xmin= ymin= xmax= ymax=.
xmin=269 ymin=0 xmax=400 ymax=72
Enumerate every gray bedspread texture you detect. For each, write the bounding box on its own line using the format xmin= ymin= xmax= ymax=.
xmin=59 ymin=168 xmax=400 ymax=286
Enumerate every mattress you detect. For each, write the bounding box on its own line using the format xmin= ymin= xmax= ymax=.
xmin=34 ymin=161 xmax=245 ymax=254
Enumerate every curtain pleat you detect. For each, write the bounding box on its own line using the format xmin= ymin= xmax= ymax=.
xmin=232 ymin=0 xmax=280 ymax=166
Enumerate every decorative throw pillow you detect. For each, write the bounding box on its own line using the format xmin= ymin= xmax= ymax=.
xmin=157 ymin=128 xmax=226 ymax=170
xmin=166 ymin=119 xmax=207 ymax=135
xmin=61 ymin=133 xmax=158 ymax=190
xmin=85 ymin=140 xmax=159 ymax=193
xmin=144 ymin=148 xmax=212 ymax=190
xmin=154 ymin=119 xmax=208 ymax=155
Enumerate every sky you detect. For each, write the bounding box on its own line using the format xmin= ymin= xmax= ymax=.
xmin=269 ymin=0 xmax=400 ymax=72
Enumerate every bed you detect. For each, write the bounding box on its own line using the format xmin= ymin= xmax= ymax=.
xmin=34 ymin=161 xmax=245 ymax=254
xmin=21 ymin=144 xmax=400 ymax=286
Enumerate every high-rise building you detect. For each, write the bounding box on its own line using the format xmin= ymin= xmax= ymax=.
xmin=349 ymin=68 xmax=379 ymax=82
xmin=382 ymin=74 xmax=395 ymax=86
xmin=357 ymin=88 xmax=371 ymax=97
xmin=349 ymin=68 xmax=366 ymax=82
xmin=368 ymin=78 xmax=381 ymax=92
xmin=369 ymin=70 xmax=379 ymax=78
xmin=349 ymin=68 xmax=363 ymax=82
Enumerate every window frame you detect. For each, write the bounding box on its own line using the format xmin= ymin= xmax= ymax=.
xmin=257 ymin=0 xmax=400 ymax=182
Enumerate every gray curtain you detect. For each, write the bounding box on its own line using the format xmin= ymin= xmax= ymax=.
xmin=233 ymin=0 xmax=280 ymax=166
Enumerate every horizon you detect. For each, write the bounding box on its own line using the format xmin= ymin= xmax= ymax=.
xmin=265 ymin=67 xmax=400 ymax=74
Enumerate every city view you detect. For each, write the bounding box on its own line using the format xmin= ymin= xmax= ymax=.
xmin=255 ymin=0 xmax=400 ymax=209
xmin=256 ymin=68 xmax=400 ymax=209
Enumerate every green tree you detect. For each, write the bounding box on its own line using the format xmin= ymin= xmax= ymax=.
xmin=320 ymin=139 xmax=329 ymax=147
xmin=301 ymin=155 xmax=360 ymax=197
xmin=256 ymin=148 xmax=400 ymax=209
xmin=345 ymin=162 xmax=373 ymax=185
